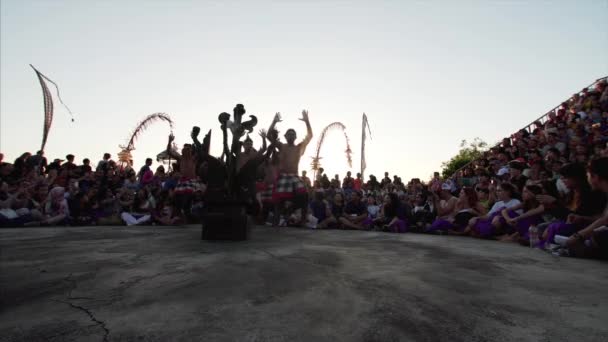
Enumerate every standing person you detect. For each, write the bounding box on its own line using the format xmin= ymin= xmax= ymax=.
xmin=137 ymin=158 xmax=154 ymax=186
xmin=46 ymin=158 xmax=63 ymax=174
xmin=301 ymin=170 xmax=312 ymax=190
xmin=367 ymin=175 xmax=381 ymax=193
xmin=342 ymin=171 xmax=355 ymax=196
xmin=62 ymin=154 xmax=79 ymax=178
xmin=165 ymin=133 xmax=201 ymax=221
xmin=353 ymin=173 xmax=363 ymax=191
xmin=26 ymin=150 xmax=47 ymax=175
xmin=315 ymin=167 xmax=324 ymax=185
xmin=381 ymin=172 xmax=392 ymax=188
xmin=12 ymin=152 xmax=31 ymax=179
xmin=97 ymin=153 xmax=112 ymax=172
xmin=80 ymin=158 xmax=92 ymax=174
xmin=331 ymin=175 xmax=341 ymax=189
xmin=268 ymin=111 xmax=313 ymax=226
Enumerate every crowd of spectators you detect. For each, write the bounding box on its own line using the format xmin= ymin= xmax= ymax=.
xmin=2 ymin=78 xmax=607 ymax=260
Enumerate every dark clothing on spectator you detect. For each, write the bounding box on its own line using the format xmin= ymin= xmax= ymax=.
xmin=511 ymin=175 xmax=528 ymax=192
xmin=342 ymin=177 xmax=354 ymax=190
xmin=310 ymin=200 xmax=328 ymax=222
xmin=344 ymin=200 xmax=366 ymax=216
xmin=80 ymin=164 xmax=92 ymax=174
xmin=331 ymin=203 xmax=344 ymax=218
xmin=575 ymin=190 xmax=607 ymax=217
xmin=46 ymin=161 xmax=62 ymax=174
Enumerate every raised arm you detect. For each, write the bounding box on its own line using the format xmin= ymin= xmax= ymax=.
xmin=268 ymin=112 xmax=281 ymax=134
xmin=191 ymin=126 xmax=202 ymax=152
xmin=166 ymin=134 xmax=181 ymax=160
xmin=258 ymin=129 xmax=268 ymax=156
xmin=299 ymin=110 xmax=313 ymax=149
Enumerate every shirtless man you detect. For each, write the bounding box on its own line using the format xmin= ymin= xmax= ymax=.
xmin=166 ymin=131 xmax=205 ymax=219
xmin=236 ymin=133 xmax=267 ymax=173
xmin=268 ymin=110 xmax=313 ymax=225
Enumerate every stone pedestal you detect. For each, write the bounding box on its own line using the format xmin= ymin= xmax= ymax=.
xmin=201 ymin=202 xmax=250 ymax=241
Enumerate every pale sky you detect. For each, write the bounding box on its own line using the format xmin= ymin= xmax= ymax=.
xmin=1 ymin=0 xmax=607 ymax=181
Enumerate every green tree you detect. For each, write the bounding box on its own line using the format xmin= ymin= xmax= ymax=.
xmin=441 ymin=138 xmax=488 ymax=178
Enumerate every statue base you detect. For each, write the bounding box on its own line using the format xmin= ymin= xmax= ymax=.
xmin=201 ymin=202 xmax=250 ymax=241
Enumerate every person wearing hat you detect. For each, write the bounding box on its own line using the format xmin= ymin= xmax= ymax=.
xmin=430 ymin=181 xmax=458 ymax=223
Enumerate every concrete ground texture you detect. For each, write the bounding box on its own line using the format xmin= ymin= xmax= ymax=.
xmin=1 ymin=225 xmax=607 ymax=342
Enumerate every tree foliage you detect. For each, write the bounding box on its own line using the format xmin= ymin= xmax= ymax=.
xmin=441 ymin=138 xmax=488 ymax=178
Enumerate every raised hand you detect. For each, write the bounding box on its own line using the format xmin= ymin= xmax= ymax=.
xmin=273 ymin=112 xmax=282 ymax=123
xmin=259 ymin=129 xmax=267 ymax=139
xmin=168 ymin=133 xmax=175 ymax=143
xmin=299 ymin=110 xmax=309 ymax=122
xmin=191 ymin=126 xmax=200 ymax=139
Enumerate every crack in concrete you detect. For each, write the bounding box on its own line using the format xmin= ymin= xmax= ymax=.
xmin=51 ymin=299 xmax=110 ymax=342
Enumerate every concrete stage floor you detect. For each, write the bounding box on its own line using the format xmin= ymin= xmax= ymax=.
xmin=1 ymin=225 xmax=607 ymax=342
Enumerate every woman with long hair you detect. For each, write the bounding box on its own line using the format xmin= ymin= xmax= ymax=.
xmin=429 ymin=187 xmax=487 ymax=234
xmin=464 ymin=182 xmax=521 ymax=238
xmin=120 ymin=187 xmax=155 ymax=226
xmin=373 ymin=193 xmax=407 ymax=233
xmin=497 ymin=184 xmax=544 ymax=243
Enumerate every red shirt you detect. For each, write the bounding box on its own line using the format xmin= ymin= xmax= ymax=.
xmin=353 ymin=178 xmax=362 ymax=191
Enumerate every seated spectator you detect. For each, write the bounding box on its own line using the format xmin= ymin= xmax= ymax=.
xmin=464 ymin=183 xmax=521 ymax=238
xmin=508 ymin=160 xmax=528 ymax=192
xmin=411 ymin=192 xmax=434 ymax=231
xmin=310 ymin=191 xmax=331 ymax=229
xmin=95 ymin=188 xmax=122 ymax=225
xmin=498 ymin=185 xmax=544 ymax=244
xmin=123 ymin=173 xmax=139 ymax=191
xmin=339 ymin=190 xmax=368 ymax=230
xmin=566 ymin=158 xmax=608 ymax=259
xmin=321 ymin=193 xmax=346 ymax=229
xmin=120 ymin=188 xmax=155 ymax=226
xmin=154 ymin=191 xmax=181 ymax=225
xmin=366 ymin=196 xmax=381 ymax=220
xmin=373 ymin=193 xmax=407 ymax=233
xmin=541 ymin=163 xmax=607 ymax=244
xmin=429 ymin=182 xmax=458 ymax=222
xmin=429 ymin=187 xmax=485 ymax=234
xmin=42 ymin=187 xmax=70 ymax=225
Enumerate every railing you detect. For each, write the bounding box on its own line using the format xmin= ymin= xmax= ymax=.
xmin=448 ymin=76 xmax=608 ymax=179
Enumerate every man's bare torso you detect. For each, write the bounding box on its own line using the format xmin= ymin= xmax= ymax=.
xmin=278 ymin=143 xmax=303 ymax=174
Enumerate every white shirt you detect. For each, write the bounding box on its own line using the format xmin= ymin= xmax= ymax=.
xmin=367 ymin=205 xmax=380 ymax=218
xmin=489 ymin=198 xmax=522 ymax=215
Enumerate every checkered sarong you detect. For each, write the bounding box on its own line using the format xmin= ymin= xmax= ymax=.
xmin=175 ymin=178 xmax=201 ymax=194
xmin=272 ymin=174 xmax=306 ymax=200
xmin=259 ymin=183 xmax=274 ymax=203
